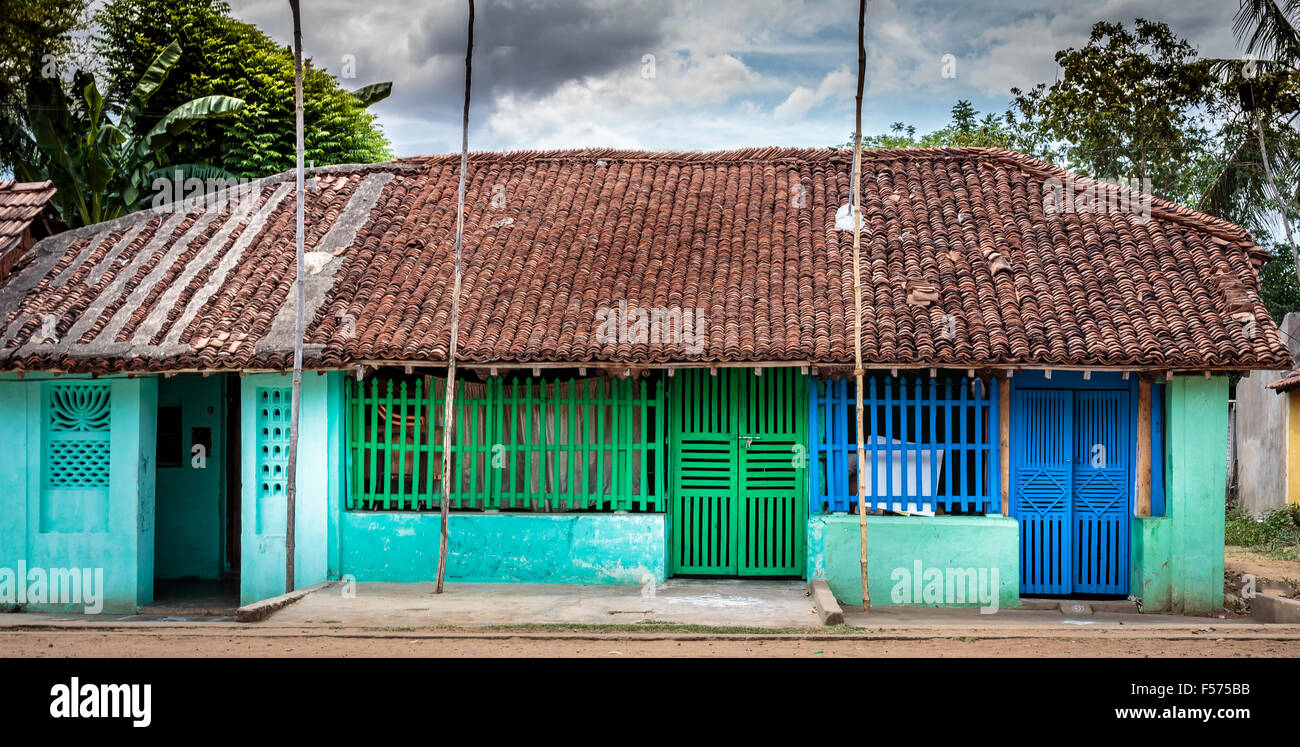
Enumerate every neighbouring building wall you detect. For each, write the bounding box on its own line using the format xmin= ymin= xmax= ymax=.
xmin=806 ymin=515 xmax=1019 ymax=608
xmin=338 ymin=513 xmax=667 ymax=584
xmin=1133 ymin=375 xmax=1228 ymax=614
xmin=240 ymin=371 xmax=345 ymax=605
xmin=1233 ymin=312 xmax=1299 ymax=515
xmin=0 ymin=375 xmax=156 ymax=613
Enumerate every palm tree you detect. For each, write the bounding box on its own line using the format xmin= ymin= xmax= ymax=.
xmin=1235 ymin=0 xmax=1299 ymax=63
xmin=1 ymin=41 xmax=242 ymax=227
xmin=1199 ymin=3 xmax=1299 ymax=288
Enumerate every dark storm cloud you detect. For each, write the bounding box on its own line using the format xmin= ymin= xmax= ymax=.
xmin=232 ymin=0 xmax=668 ymax=127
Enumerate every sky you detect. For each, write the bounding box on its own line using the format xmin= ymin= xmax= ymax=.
xmin=225 ymin=0 xmax=1253 ymax=157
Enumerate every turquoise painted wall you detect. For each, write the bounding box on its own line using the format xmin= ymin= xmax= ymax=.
xmin=240 ymin=371 xmax=343 ymax=605
xmin=155 ymin=375 xmax=224 ymax=580
xmin=807 ymin=514 xmax=1020 ymax=608
xmin=0 ymin=375 xmax=156 ymax=614
xmin=1130 ymin=375 xmax=1227 ymax=614
xmin=1130 ymin=516 xmax=1171 ymax=606
xmin=339 ymin=512 xmax=668 ymax=584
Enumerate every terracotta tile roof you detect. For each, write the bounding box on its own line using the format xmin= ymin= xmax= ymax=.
xmin=0 ymin=147 xmax=1290 ymax=373
xmin=1268 ymin=369 xmax=1300 ymax=392
xmin=0 ymin=180 xmax=58 ymax=252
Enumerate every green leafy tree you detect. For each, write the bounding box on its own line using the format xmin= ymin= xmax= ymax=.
xmin=2 ymin=42 xmax=243 ymax=227
xmin=1201 ymin=2 xmax=1300 ymax=321
xmin=848 ymin=100 xmax=1026 ymax=151
xmin=1009 ymin=19 xmax=1217 ymax=204
xmin=0 ymin=0 xmax=91 ymax=173
xmin=95 ymin=0 xmax=391 ymax=178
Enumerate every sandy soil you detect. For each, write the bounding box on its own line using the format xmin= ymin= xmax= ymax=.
xmin=4 ymin=628 xmax=1298 ymax=657
xmin=1225 ymin=546 xmax=1300 ymax=585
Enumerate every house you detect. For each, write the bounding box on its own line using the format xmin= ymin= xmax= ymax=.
xmin=0 ymin=180 xmax=63 ymax=281
xmin=0 ymin=147 xmax=1286 ymax=615
xmin=1260 ymin=340 xmax=1300 ymax=509
xmin=1231 ymin=312 xmax=1300 ymax=514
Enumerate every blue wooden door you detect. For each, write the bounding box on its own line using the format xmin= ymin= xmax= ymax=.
xmin=1071 ymin=391 xmax=1130 ymax=594
xmin=1011 ymin=390 xmax=1073 ymax=594
xmin=1012 ymin=388 xmax=1131 ymax=596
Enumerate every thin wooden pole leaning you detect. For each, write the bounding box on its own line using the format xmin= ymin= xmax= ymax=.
xmin=853 ymin=0 xmax=870 ymax=612
xmin=285 ymin=0 xmax=304 ymax=594
xmin=435 ymin=0 xmax=474 ymax=594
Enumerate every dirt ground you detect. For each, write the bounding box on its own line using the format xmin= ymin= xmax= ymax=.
xmin=1225 ymin=546 xmax=1300 ymax=592
xmin=3 ymin=626 xmax=1298 ymax=657
xmin=1224 ymin=546 xmax=1300 ymax=616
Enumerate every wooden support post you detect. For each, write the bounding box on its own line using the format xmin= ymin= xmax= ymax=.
xmin=1136 ymin=377 xmax=1152 ymax=517
xmin=1000 ymin=376 xmax=1011 ymax=516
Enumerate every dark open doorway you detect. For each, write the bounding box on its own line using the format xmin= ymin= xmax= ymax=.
xmin=149 ymin=373 xmax=241 ymax=616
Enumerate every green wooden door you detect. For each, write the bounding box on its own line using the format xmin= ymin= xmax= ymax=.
xmin=737 ymin=369 xmax=807 ymax=576
xmin=670 ymin=369 xmax=806 ymax=576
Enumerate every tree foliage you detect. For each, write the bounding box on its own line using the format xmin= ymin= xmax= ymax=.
xmin=848 ymin=100 xmax=1024 ymax=151
xmin=0 ymin=0 xmax=91 ymax=173
xmin=3 ymin=41 xmax=243 ymax=227
xmin=1009 ymin=19 xmax=1217 ymax=205
xmin=95 ymin=0 xmax=391 ymax=178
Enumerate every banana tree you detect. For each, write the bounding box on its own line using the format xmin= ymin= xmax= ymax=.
xmin=3 ymin=41 xmax=243 ymax=228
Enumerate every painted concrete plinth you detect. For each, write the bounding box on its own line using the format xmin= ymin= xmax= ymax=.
xmin=807 ymin=514 xmax=1019 ymax=609
xmin=339 ymin=512 xmax=668 ymax=585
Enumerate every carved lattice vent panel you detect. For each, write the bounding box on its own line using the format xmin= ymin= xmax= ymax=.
xmin=45 ymin=383 xmax=112 ymax=488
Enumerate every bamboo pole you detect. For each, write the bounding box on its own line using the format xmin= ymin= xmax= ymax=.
xmin=435 ymin=0 xmax=474 ymax=594
xmin=853 ymin=0 xmax=870 ymax=612
xmin=285 ymin=0 xmax=304 ymax=594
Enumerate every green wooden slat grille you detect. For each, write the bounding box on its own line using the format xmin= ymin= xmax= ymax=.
xmin=347 ymin=374 xmax=664 ymax=512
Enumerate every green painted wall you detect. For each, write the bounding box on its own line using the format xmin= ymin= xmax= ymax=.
xmin=155 ymin=375 xmax=224 ymax=580
xmin=0 ymin=375 xmax=156 ymax=614
xmin=1130 ymin=516 xmax=1171 ymax=606
xmin=339 ymin=512 xmax=668 ymax=584
xmin=807 ymin=514 xmax=1020 ymax=608
xmin=1131 ymin=375 xmax=1227 ymax=614
xmin=240 ymin=371 xmax=344 ymax=605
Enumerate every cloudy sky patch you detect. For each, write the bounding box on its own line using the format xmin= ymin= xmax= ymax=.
xmin=228 ymin=0 xmax=1249 ymax=156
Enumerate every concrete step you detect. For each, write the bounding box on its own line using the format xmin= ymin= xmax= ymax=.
xmin=1020 ymin=597 xmax=1140 ymax=615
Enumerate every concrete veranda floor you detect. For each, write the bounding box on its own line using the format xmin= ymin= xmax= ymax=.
xmin=274 ymin=579 xmax=821 ymax=627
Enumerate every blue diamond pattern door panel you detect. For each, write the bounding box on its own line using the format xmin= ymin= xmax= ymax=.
xmin=1011 ymin=389 xmax=1073 ymax=595
xmin=1071 ymin=390 xmax=1130 ymax=595
xmin=1011 ymin=387 xmax=1131 ymax=596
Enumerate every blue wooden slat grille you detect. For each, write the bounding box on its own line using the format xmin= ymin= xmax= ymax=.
xmin=808 ymin=374 xmax=999 ymax=513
